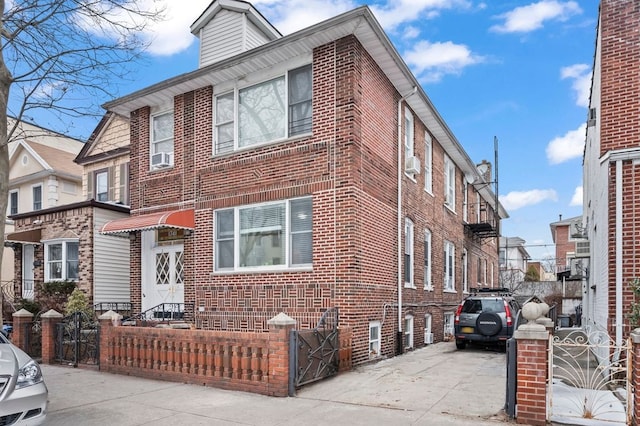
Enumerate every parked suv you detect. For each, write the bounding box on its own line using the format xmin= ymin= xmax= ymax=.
xmin=454 ymin=288 xmax=520 ymax=350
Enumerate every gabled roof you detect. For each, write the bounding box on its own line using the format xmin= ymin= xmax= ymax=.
xmin=9 ymin=140 xmax=82 ymax=184
xmin=74 ymin=112 xmax=130 ymax=165
xmin=190 ymin=0 xmax=281 ymax=39
xmin=104 ymin=5 xmax=507 ymax=219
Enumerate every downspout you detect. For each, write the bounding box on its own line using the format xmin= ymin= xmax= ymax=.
xmin=615 ymin=159 xmax=622 ymax=346
xmin=397 ymin=86 xmax=417 ymax=355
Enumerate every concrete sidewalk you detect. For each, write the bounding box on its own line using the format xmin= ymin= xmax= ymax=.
xmin=42 ymin=341 xmax=513 ymax=425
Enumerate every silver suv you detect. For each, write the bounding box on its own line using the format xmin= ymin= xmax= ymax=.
xmin=454 ymin=288 xmax=520 ymax=350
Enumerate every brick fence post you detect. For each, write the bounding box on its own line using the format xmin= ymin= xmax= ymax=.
xmin=631 ymin=328 xmax=640 ymax=424
xmin=98 ymin=310 xmax=121 ymax=372
xmin=11 ymin=309 xmax=34 ymax=352
xmin=40 ymin=309 xmax=63 ymax=364
xmin=515 ymin=303 xmax=550 ymax=426
xmin=267 ymin=312 xmax=296 ymax=397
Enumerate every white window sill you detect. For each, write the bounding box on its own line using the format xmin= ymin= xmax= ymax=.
xmin=404 ymin=173 xmax=417 ymax=182
xmin=443 ymin=289 xmax=457 ymax=294
xmin=404 ymin=283 xmax=416 ymax=289
xmin=444 ymin=203 xmax=456 ymax=214
xmin=424 ymin=286 xmax=433 ymax=292
xmin=213 ymin=265 xmax=313 ymax=275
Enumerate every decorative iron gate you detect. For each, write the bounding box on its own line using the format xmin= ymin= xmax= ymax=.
xmin=549 ymin=325 xmax=630 ymax=424
xmin=289 ymin=307 xmax=339 ymax=396
xmin=21 ymin=317 xmax=41 ymax=360
xmin=55 ymin=311 xmax=99 ymax=367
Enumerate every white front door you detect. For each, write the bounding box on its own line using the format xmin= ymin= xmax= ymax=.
xmin=141 ymin=231 xmax=184 ymax=312
xmin=22 ymin=245 xmax=35 ymax=300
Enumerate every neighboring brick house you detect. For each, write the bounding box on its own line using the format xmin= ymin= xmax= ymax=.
xmin=549 ymin=215 xmax=588 ymax=280
xmin=7 ymin=113 xmax=131 ymax=310
xmin=4 ymin=121 xmax=85 ymax=302
xmin=583 ymin=0 xmax=640 ymax=344
xmin=101 ymin=0 xmax=507 ymax=365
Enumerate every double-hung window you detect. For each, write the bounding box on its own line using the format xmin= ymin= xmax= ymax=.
xmin=32 ymin=185 xmax=42 ymax=210
xmin=444 ymin=154 xmax=455 ymax=209
xmin=404 ymin=218 xmax=414 ymax=287
xmin=462 ymin=248 xmax=468 ymax=293
xmin=215 ymin=197 xmax=312 ymax=271
xmin=404 ymin=107 xmax=414 ymax=177
xmin=95 ymin=169 xmax=109 ymax=202
xmin=424 ymin=229 xmax=432 ymax=290
xmin=424 ymin=132 xmax=433 ymax=193
xmin=444 ymin=240 xmax=455 ymax=291
xmin=404 ymin=314 xmax=414 ymax=349
xmin=369 ymin=321 xmax=381 ymax=358
xmin=9 ymin=190 xmax=18 ymax=215
xmin=151 ymin=110 xmax=174 ymax=167
xmin=45 ymin=240 xmax=79 ymax=281
xmin=214 ymin=65 xmax=312 ymax=155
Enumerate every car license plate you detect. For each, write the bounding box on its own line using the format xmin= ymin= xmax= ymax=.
xmin=461 ymin=327 xmax=474 ymax=333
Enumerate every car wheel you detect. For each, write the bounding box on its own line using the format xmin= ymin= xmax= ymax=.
xmin=455 ymin=339 xmax=467 ymax=350
xmin=476 ymin=312 xmax=502 ymax=336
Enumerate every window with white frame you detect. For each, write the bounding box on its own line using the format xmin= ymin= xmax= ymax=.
xmin=404 ymin=314 xmax=414 ymax=349
xmin=404 ymin=218 xmax=414 ymax=287
xmin=32 ymin=185 xmax=42 ymax=210
xmin=424 ymin=131 xmax=433 ymax=193
xmin=424 ymin=229 xmax=432 ymax=290
xmin=215 ymin=197 xmax=312 ymax=271
xmin=9 ymin=190 xmax=18 ymax=215
xmin=404 ymin=107 xmax=414 ymax=176
xmin=95 ymin=169 xmax=109 ymax=202
xmin=444 ymin=312 xmax=454 ymax=338
xmin=45 ymin=240 xmax=79 ymax=281
xmin=214 ymin=65 xmax=312 ymax=155
xmin=369 ymin=321 xmax=381 ymax=358
xmin=477 ymin=256 xmax=482 ymax=284
xmin=491 ymin=262 xmax=494 ymax=287
xmin=462 ymin=248 xmax=468 ymax=293
xmin=463 ymin=180 xmax=468 ymax=222
xmin=444 ymin=154 xmax=455 ymax=209
xmin=424 ymin=313 xmax=433 ymax=344
xmin=151 ymin=110 xmax=174 ymax=167
xmin=444 ymin=240 xmax=455 ymax=291
xmin=483 ymin=258 xmax=487 ymax=284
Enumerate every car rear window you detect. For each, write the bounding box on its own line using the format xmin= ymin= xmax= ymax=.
xmin=462 ymin=299 xmax=504 ymax=314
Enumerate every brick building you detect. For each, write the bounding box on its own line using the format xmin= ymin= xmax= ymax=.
xmin=101 ymin=0 xmax=506 ymax=365
xmin=583 ymin=0 xmax=640 ymax=344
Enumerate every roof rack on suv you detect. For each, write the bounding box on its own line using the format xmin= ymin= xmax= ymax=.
xmin=470 ymin=287 xmax=512 ymax=296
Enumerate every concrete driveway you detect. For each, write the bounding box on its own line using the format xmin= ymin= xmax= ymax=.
xmin=42 ymin=341 xmax=511 ymax=425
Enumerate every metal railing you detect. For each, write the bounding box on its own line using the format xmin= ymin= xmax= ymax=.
xmin=124 ymin=302 xmax=194 ymax=324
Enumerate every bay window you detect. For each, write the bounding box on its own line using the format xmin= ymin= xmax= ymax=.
xmin=215 ymin=197 xmax=312 ymax=271
xmin=45 ymin=240 xmax=79 ymax=281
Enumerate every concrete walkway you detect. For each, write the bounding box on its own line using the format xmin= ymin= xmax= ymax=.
xmin=42 ymin=341 xmax=513 ymax=425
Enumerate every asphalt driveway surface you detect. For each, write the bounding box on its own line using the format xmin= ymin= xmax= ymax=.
xmin=42 ymin=341 xmax=511 ymax=425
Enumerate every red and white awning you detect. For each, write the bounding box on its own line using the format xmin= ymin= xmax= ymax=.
xmin=101 ymin=209 xmax=194 ymax=235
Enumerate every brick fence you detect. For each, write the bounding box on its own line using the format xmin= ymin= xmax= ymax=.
xmin=15 ymin=310 xmax=352 ymax=397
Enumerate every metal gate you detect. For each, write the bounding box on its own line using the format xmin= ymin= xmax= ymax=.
xmin=289 ymin=307 xmax=339 ymax=396
xmin=21 ymin=317 xmax=42 ymax=360
xmin=549 ymin=325 xmax=631 ymax=424
xmin=55 ymin=311 xmax=99 ymax=367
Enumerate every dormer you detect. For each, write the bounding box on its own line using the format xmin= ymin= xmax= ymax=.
xmin=190 ymin=0 xmax=282 ymax=68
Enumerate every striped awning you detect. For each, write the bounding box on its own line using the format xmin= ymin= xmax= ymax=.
xmin=101 ymin=209 xmax=194 ymax=235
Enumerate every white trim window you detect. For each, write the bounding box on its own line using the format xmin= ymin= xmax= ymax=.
xmin=424 ymin=313 xmax=433 ymax=344
xmin=44 ymin=240 xmax=79 ymax=281
xmin=215 ymin=197 xmax=312 ymax=271
xmin=369 ymin=321 xmax=381 ymax=358
xmin=404 ymin=314 xmax=414 ymax=349
xmin=9 ymin=190 xmax=18 ymax=215
xmin=404 ymin=107 xmax=414 ymax=177
xmin=462 ymin=248 xmax=468 ymax=293
xmin=463 ymin=180 xmax=468 ymax=222
xmin=151 ymin=110 xmax=174 ymax=167
xmin=32 ymin=184 xmax=42 ymax=210
xmin=404 ymin=218 xmax=414 ymax=287
xmin=444 ymin=154 xmax=455 ymax=210
xmin=424 ymin=229 xmax=432 ymax=290
xmin=444 ymin=312 xmax=454 ymax=338
xmin=214 ymin=65 xmax=312 ymax=155
xmin=424 ymin=131 xmax=433 ymax=193
xmin=444 ymin=240 xmax=455 ymax=292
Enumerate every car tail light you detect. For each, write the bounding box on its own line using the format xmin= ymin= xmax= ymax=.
xmin=454 ymin=303 xmax=463 ymax=324
xmin=504 ymin=300 xmax=513 ymax=327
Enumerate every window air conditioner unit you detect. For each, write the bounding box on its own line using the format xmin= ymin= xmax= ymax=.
xmin=405 ymin=156 xmax=421 ymax=175
xmin=424 ymin=332 xmax=434 ymax=345
xmin=575 ymin=241 xmax=590 ymax=257
xmin=151 ymin=152 xmax=171 ymax=167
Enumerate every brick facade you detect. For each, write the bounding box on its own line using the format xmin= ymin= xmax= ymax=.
xmin=122 ymin=34 xmax=499 ymax=367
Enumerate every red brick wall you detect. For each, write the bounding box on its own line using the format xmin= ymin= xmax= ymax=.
xmin=126 ymin=35 xmax=499 ymax=367
xmin=554 ymin=224 xmax=575 ymax=270
xmin=600 ymin=0 xmax=640 ymax=336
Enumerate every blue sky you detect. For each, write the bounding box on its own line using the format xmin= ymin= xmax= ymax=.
xmin=45 ymin=0 xmax=599 ymax=265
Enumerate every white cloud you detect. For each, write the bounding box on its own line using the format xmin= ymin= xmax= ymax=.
xmin=370 ymin=0 xmax=472 ymax=30
xmin=500 ymin=189 xmax=558 ymax=211
xmin=144 ymin=0 xmax=211 ymax=56
xmin=570 ymin=186 xmax=582 ymax=207
xmin=254 ymin=0 xmax=357 ymax=35
xmin=546 ymin=123 xmax=586 ymax=165
xmin=490 ymin=1 xmax=582 ymax=34
xmin=561 ymin=64 xmax=591 ymax=108
xmin=403 ymin=26 xmax=421 ymax=39
xmin=404 ymin=40 xmax=485 ymax=83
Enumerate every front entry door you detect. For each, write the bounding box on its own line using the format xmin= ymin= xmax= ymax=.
xmin=22 ymin=245 xmax=35 ymax=299
xmin=142 ymin=235 xmax=184 ymax=312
